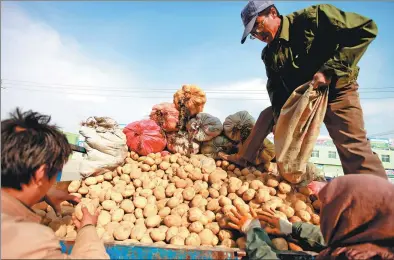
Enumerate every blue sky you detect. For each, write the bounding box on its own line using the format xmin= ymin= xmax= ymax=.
xmin=1 ymin=1 xmax=394 ymax=140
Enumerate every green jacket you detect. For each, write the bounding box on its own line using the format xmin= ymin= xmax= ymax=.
xmin=262 ymin=4 xmax=377 ymax=118
xmin=245 ymin=222 xmax=326 ymax=259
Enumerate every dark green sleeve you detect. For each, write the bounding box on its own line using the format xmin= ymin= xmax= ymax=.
xmin=245 ymin=228 xmax=279 ymax=260
xmin=292 ymin=222 xmax=326 ymax=251
xmin=315 ymin=4 xmax=378 ymax=79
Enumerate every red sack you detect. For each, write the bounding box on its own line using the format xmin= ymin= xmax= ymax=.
xmin=123 ymin=120 xmax=167 ymax=156
xmin=150 ymin=102 xmax=179 ymax=132
xmin=307 ymin=181 xmax=327 ymax=195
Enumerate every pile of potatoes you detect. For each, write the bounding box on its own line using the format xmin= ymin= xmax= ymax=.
xmin=35 ymin=151 xmax=322 ymax=251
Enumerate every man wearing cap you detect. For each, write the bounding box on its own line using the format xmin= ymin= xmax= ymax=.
xmin=238 ymin=1 xmax=387 ymax=180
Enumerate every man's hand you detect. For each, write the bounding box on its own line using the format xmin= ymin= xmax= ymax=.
xmin=255 ymin=208 xmax=292 ymax=235
xmin=72 ymin=205 xmax=99 ymax=231
xmin=45 ymin=187 xmax=81 ymax=216
xmin=311 ymin=72 xmax=330 ymax=89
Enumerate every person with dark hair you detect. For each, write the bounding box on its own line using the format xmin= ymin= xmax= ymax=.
xmin=1 ymin=108 xmax=109 ymax=259
xmin=237 ymin=0 xmax=387 ymax=180
xmin=227 ymin=174 xmax=394 ymax=259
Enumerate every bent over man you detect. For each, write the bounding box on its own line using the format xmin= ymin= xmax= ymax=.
xmin=240 ymin=1 xmax=387 ymax=179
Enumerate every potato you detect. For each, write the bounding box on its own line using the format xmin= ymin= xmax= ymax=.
xmin=140 ymin=234 xmax=154 ymax=244
xmin=167 ymin=197 xmax=181 ymax=209
xmin=312 ymin=200 xmax=322 ymax=211
xmin=140 ymin=164 xmax=151 ymax=172
xmin=177 ymin=226 xmax=190 ymax=239
xmin=170 ymin=235 xmax=185 ymax=246
xmin=207 ymin=199 xmax=220 ymax=211
xmin=85 ymin=177 xmax=97 ymax=186
xmin=166 ymin=226 xmax=179 ymax=242
xmin=293 ymin=200 xmax=307 ymax=212
xmin=208 ymin=169 xmax=227 ymax=184
xmin=120 ymin=199 xmax=135 ymax=213
xmin=145 ymin=215 xmax=162 ymax=228
xmin=171 ymin=204 xmax=189 ymax=217
xmin=268 ymin=187 xmax=277 ymax=196
xmin=153 ymin=186 xmax=166 ymax=200
xmin=144 ymin=204 xmax=158 ymax=218
xmin=289 ymin=216 xmax=302 ymax=223
xmin=311 ymin=213 xmax=320 ymax=225
xmin=163 ymin=215 xmax=182 ymax=227
xmin=236 ymin=183 xmax=249 ymax=196
xmin=133 ymin=196 xmax=148 ymax=209
xmin=165 ymin=184 xmax=176 ymax=197
xmin=102 ymin=200 xmax=117 ymax=211
xmin=189 ymin=169 xmax=203 ymax=181
xmin=188 ymin=207 xmax=203 ymax=222
xmin=236 ymin=237 xmax=246 ymax=249
xmin=278 ymin=205 xmax=295 ymax=218
xmin=135 ymin=218 xmax=145 ymax=226
xmin=150 ymin=228 xmax=166 ymax=242
xmin=68 ymin=180 xmax=81 ymax=193
xmin=189 ymin=221 xmax=204 ymax=233
xmin=104 ymin=172 xmax=113 ymax=181
xmin=130 ymin=225 xmax=147 ymax=240
xmin=95 ymin=226 xmax=106 ymax=239
xmin=272 ymin=238 xmax=288 ymax=251
xmin=278 ymin=182 xmax=292 ymax=194
xmin=144 ymin=157 xmax=155 ymax=166
xmin=112 ymin=208 xmax=125 ymax=222
xmin=218 ymin=230 xmax=233 ymax=241
xmin=182 ymin=187 xmax=196 ymax=201
xmin=249 ymin=180 xmax=264 ymax=190
xmin=219 ymin=186 xmax=228 ymax=196
xmin=266 ymin=176 xmax=279 ymax=187
xmin=204 ymin=211 xmax=215 ymax=223
xmin=255 ymin=189 xmax=271 ymax=203
xmin=242 ymin=189 xmax=256 ymax=201
xmin=185 ymin=233 xmax=201 ymax=246
xmin=135 ymin=208 xmax=144 ymax=219
xmin=218 ymin=197 xmax=232 ymax=207
xmin=113 ymin=225 xmax=131 ymax=241
xmin=221 ymin=238 xmax=236 ymax=248
xmin=120 ymin=220 xmax=134 ymax=229
xmin=191 ymin=195 xmax=207 ymax=208
xmin=98 ymin=210 xmax=112 ymax=226
xmin=74 ymin=202 xmax=95 ymax=221
xmin=199 ymin=229 xmax=214 ymax=246
xmin=78 ymin=187 xmax=89 ymax=195
xmin=110 ymin=192 xmax=123 ymax=203
xmin=296 ymin=210 xmax=311 ymax=222
xmin=208 ymin=188 xmax=219 ymax=198
xmin=206 ymin=222 xmax=220 ymax=235
xmin=156 ymin=199 xmax=169 ymax=210
xmin=159 ymin=161 xmax=170 ymax=170
xmin=158 ymin=207 xmax=171 ymax=218
xmin=123 ymin=213 xmax=136 ymax=223
xmin=105 ymin=222 xmax=121 ymax=236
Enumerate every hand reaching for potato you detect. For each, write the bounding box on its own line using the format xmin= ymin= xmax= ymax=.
xmin=226 ymin=205 xmax=292 ymax=236
xmin=72 ymin=205 xmax=100 ymax=231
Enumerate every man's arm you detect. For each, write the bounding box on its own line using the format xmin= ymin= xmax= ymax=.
xmin=315 ymin=4 xmax=378 ymax=80
xmin=245 ymin=228 xmax=279 ymax=260
xmin=291 ymin=222 xmax=326 ymax=252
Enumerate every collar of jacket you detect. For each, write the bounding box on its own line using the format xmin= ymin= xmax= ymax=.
xmin=1 ymin=190 xmax=42 ymax=223
xmin=278 ymin=15 xmax=290 ymax=42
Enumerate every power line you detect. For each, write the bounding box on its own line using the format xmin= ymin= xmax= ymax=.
xmin=3 ymin=86 xmax=394 ymax=100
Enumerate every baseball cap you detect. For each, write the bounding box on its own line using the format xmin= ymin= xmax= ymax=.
xmin=240 ymin=0 xmax=274 ymax=44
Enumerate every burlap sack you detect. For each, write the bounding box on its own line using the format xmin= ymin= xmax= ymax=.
xmin=274 ymin=82 xmax=329 ymax=184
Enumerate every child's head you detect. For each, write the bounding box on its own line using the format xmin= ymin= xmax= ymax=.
xmin=1 ymin=108 xmax=72 ymax=203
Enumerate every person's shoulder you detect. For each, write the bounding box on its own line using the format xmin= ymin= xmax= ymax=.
xmin=2 ymin=215 xmax=61 ymax=258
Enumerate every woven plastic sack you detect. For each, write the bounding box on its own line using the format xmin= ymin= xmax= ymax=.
xmin=200 ymin=135 xmax=236 ymax=160
xmin=123 ymin=120 xmax=167 ymax=156
xmin=274 ymin=82 xmax=329 ymax=185
xmin=166 ymin=131 xmax=200 ymax=156
xmin=78 ymin=117 xmax=128 ymax=178
xmin=223 ymin=111 xmax=255 ymax=143
xmin=173 ymin=85 xmax=207 ymax=129
xmin=149 ymin=102 xmax=179 ymax=132
xmin=186 ymin=113 xmax=223 ymax=142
